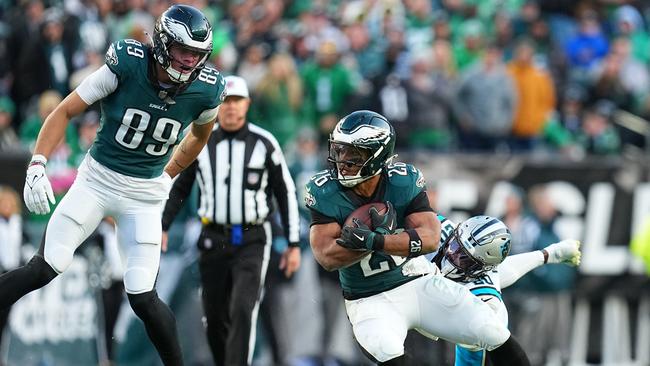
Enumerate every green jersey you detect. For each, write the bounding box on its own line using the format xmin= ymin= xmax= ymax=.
xmin=306 ymin=162 xmax=430 ymax=299
xmin=90 ymin=39 xmax=225 ymax=178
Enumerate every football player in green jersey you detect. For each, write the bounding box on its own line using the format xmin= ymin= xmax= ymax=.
xmin=306 ymin=110 xmax=531 ymax=365
xmin=1 ymin=5 xmax=224 ymax=365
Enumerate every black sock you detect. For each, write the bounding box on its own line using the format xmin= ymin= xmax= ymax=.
xmin=0 ymin=255 xmax=58 ymax=310
xmin=487 ymin=335 xmax=531 ymax=366
xmin=127 ymin=290 xmax=183 ymax=366
xmin=379 ymin=354 xmax=409 ymax=366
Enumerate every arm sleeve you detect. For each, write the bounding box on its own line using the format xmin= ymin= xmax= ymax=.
xmin=161 ymin=161 xmax=198 ymax=231
xmin=75 ymin=65 xmax=118 ymax=105
xmin=499 ymin=251 xmax=545 ymax=288
xmin=194 ymin=105 xmax=219 ymax=125
xmin=404 ymin=190 xmax=434 ymax=216
xmin=309 ymin=208 xmax=337 ymax=226
xmin=267 ymin=139 xmax=301 ymax=246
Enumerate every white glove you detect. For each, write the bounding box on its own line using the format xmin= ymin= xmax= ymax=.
xmin=23 ymin=155 xmax=56 ymax=215
xmin=543 ymin=239 xmax=581 ymax=266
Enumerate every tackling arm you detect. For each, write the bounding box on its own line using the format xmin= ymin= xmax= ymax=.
xmin=499 ymin=251 xmax=545 ymax=288
xmin=310 ymin=222 xmax=371 ymax=271
xmin=164 ymin=119 xmax=214 ymax=178
xmin=500 ymin=239 xmax=581 ymax=288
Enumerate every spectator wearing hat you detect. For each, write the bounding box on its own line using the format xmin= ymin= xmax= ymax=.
xmin=162 ymin=75 xmax=301 ymax=366
xmin=613 ymin=5 xmax=650 ymax=64
xmin=453 ymin=19 xmax=485 ymax=71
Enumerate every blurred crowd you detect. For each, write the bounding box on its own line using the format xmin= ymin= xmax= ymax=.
xmin=0 ymin=0 xmax=649 ymax=162
xmin=0 ymin=1 xmax=648 ymax=364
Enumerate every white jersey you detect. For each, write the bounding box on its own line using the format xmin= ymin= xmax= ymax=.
xmin=433 ymin=214 xmax=548 ymax=364
xmin=459 ymin=270 xmax=508 ymax=326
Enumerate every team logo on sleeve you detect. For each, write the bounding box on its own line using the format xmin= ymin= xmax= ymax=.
xmin=416 ymin=171 xmax=426 ymax=188
xmin=304 ymin=191 xmax=316 ymax=207
xmin=219 ymin=88 xmax=226 ymax=102
xmin=106 ymin=43 xmax=118 ymax=66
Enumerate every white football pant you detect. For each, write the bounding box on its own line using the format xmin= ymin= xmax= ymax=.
xmin=44 ymin=155 xmax=169 ymax=294
xmin=345 ymin=272 xmax=511 ymax=362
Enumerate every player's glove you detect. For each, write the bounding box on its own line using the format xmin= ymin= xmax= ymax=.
xmin=543 ymin=239 xmax=581 ymax=266
xmin=336 ymin=218 xmax=384 ymax=251
xmin=23 ymin=155 xmax=55 ymax=215
xmin=370 ymin=201 xmax=397 ymax=235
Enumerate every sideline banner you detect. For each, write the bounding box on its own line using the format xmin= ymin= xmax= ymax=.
xmin=408 ymin=153 xmax=649 ymax=277
xmin=5 ymin=255 xmax=98 ymax=366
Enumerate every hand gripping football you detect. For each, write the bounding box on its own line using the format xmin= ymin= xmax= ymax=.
xmin=344 ymin=202 xmax=388 ymax=228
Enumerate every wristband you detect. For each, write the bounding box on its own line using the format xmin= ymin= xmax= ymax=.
xmin=372 ymin=233 xmax=384 ymax=251
xmin=542 ymin=249 xmax=549 ymax=264
xmin=405 ymin=229 xmax=423 ymax=257
xmin=29 ymin=154 xmax=47 ymax=167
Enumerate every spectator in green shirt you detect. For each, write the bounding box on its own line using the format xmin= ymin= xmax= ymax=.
xmin=300 ymin=40 xmax=356 ymax=141
xmin=251 ymin=53 xmax=304 ymax=148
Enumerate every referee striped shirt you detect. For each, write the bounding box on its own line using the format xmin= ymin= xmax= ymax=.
xmin=162 ymin=122 xmax=300 ymax=246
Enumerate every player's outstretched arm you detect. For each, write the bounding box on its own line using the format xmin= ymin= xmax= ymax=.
xmin=164 ymin=119 xmax=215 ymax=178
xmin=311 ymin=222 xmax=371 ymax=271
xmin=500 ymin=239 xmax=581 ymax=288
xmin=24 ymin=91 xmax=89 ymax=214
xmin=380 ymin=211 xmax=441 ymax=257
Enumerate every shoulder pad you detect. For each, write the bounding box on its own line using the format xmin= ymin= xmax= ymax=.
xmin=105 ymin=39 xmax=148 ymax=78
xmin=191 ymin=66 xmax=226 ymax=109
xmin=304 ymin=170 xmax=338 ymax=210
xmin=386 ymin=162 xmax=426 ymax=191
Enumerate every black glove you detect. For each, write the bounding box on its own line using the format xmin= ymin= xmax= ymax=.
xmin=370 ymin=201 xmax=396 ymax=235
xmin=336 ymin=218 xmax=384 ymax=251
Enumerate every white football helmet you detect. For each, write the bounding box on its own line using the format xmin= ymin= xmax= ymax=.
xmin=439 ymin=216 xmax=512 ymax=281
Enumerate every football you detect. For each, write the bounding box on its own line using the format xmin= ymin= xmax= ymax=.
xmin=344 ymin=202 xmax=388 ymax=228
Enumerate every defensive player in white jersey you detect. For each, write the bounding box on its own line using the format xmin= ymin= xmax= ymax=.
xmin=432 ymin=215 xmax=581 ymax=365
xmin=0 ymin=5 xmax=225 ymax=365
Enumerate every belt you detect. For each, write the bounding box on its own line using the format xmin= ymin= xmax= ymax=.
xmin=201 ymin=220 xmax=263 ymax=233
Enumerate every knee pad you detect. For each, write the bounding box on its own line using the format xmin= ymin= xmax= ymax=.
xmin=44 ymin=215 xmax=84 ymax=273
xmin=358 ymin=331 xmax=405 ymax=362
xmin=476 ymin=320 xmax=511 ymax=351
xmin=26 ymin=255 xmax=59 ymax=287
xmin=124 ymin=256 xmax=158 ymax=294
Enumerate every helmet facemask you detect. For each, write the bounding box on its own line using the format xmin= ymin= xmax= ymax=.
xmin=327 ymin=141 xmax=378 ymax=187
xmin=440 ymin=225 xmax=493 ymax=282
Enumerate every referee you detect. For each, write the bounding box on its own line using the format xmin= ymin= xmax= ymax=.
xmin=161 ymin=75 xmax=301 ymax=366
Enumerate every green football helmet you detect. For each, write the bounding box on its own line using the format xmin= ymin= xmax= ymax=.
xmin=328 ymin=110 xmax=396 ymax=187
xmin=153 ymin=4 xmax=213 ymax=83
